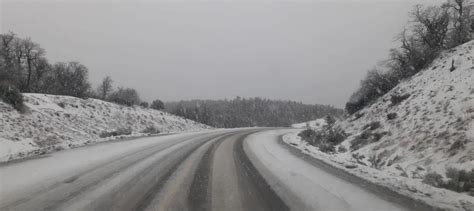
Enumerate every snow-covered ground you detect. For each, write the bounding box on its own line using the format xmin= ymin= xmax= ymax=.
xmin=335 ymin=40 xmax=474 ymax=177
xmin=283 ymin=131 xmax=474 ymax=210
xmin=0 ymin=94 xmax=211 ymax=162
xmin=282 ymin=41 xmax=474 ymax=210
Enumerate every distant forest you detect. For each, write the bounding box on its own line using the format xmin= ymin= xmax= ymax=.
xmin=165 ymin=97 xmax=343 ymax=128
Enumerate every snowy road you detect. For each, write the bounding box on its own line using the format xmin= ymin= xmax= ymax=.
xmin=0 ymin=129 xmax=429 ymax=211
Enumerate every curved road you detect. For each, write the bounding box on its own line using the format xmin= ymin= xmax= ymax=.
xmin=0 ymin=129 xmax=430 ymax=211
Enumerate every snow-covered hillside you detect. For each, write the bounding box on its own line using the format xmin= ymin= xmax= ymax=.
xmin=284 ymin=41 xmax=474 ymax=209
xmin=335 ymin=40 xmax=474 ymax=176
xmin=0 ymin=94 xmax=211 ymax=162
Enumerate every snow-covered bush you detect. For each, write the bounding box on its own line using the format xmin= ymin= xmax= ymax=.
xmin=298 ymin=126 xmax=346 ymax=153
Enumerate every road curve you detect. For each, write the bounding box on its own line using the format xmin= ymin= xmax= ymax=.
xmin=0 ymin=129 xmax=427 ymax=211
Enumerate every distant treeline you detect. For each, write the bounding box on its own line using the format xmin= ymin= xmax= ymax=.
xmin=165 ymin=97 xmax=343 ymax=128
xmin=345 ymin=0 xmax=473 ymax=114
xmin=0 ymin=32 xmax=164 ymax=111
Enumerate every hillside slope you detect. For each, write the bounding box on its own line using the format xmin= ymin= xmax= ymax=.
xmin=335 ymin=40 xmax=474 ymax=176
xmin=283 ymin=41 xmax=474 ymax=210
xmin=0 ymin=94 xmax=211 ymax=162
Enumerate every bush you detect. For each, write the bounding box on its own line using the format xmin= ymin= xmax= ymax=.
xmin=108 ymin=87 xmax=140 ymax=106
xmin=423 ymin=168 xmax=474 ymax=194
xmin=390 ymin=94 xmax=411 ymax=106
xmin=150 ymin=99 xmax=165 ymax=110
xmin=337 ymin=145 xmax=347 ymax=153
xmin=141 ymin=125 xmax=160 ymax=134
xmin=319 ymin=144 xmax=335 ymax=153
xmin=99 ymin=127 xmax=133 ymax=138
xmin=298 ymin=127 xmax=346 ymax=153
xmin=363 ymin=121 xmax=381 ymax=131
xmin=139 ymin=102 xmax=149 ymax=108
xmin=0 ymin=83 xmax=24 ymax=112
xmin=350 ymin=136 xmax=370 ymax=151
xmin=57 ymin=102 xmax=66 ymax=108
xmin=350 ymin=130 xmax=386 ymax=151
xmin=444 ymin=168 xmax=474 ymax=193
xmin=387 ymin=113 xmax=397 ymax=120
xmin=422 ymin=172 xmax=444 ymax=187
xmin=326 ymin=128 xmax=347 ymax=144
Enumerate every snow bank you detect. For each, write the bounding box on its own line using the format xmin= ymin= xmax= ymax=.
xmin=0 ymin=94 xmax=211 ymax=162
xmin=283 ymin=132 xmax=474 ymax=210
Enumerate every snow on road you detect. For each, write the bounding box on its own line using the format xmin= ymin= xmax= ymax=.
xmin=245 ymin=129 xmax=412 ymax=211
xmin=0 ymin=130 xmax=225 ymax=205
xmin=0 ymin=128 xmax=437 ymax=211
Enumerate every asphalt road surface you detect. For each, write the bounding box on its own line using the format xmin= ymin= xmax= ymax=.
xmin=0 ymin=129 xmax=432 ymax=211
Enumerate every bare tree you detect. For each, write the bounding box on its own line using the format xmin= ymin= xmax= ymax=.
xmin=443 ymin=0 xmax=473 ymax=46
xmin=411 ymin=5 xmax=450 ymax=49
xmin=97 ymin=76 xmax=113 ymax=100
xmin=109 ymin=87 xmax=141 ymax=106
xmin=22 ymin=38 xmax=45 ymax=92
xmin=45 ymin=62 xmax=91 ymax=98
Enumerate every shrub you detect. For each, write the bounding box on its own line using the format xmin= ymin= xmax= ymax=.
xmin=57 ymin=102 xmax=66 ymax=108
xmin=99 ymin=127 xmax=133 ymax=138
xmin=337 ymin=145 xmax=347 ymax=153
xmin=350 ymin=136 xmax=370 ymax=151
xmin=422 ymin=172 xmax=444 ymax=187
xmin=34 ymin=135 xmax=60 ymax=148
xmin=350 ymin=130 xmax=386 ymax=151
xmin=390 ymin=94 xmax=410 ymax=106
xmin=141 ymin=125 xmax=160 ymax=134
xmin=387 ymin=113 xmax=397 ymax=120
xmin=350 ymin=112 xmax=364 ymax=122
xmin=423 ymin=168 xmax=474 ymax=194
xmin=326 ymin=128 xmax=347 ymax=144
xmin=298 ymin=129 xmax=317 ymax=142
xmin=319 ymin=143 xmax=335 ymax=153
xmin=150 ymin=99 xmax=165 ymax=110
xmin=448 ymin=139 xmax=465 ymax=153
xmin=108 ymin=87 xmax=140 ymax=106
xmin=0 ymin=83 xmax=24 ymax=112
xmin=444 ymin=168 xmax=474 ymax=192
xmin=363 ymin=121 xmax=381 ymax=130
xmin=140 ymin=102 xmax=149 ymax=108
xmin=298 ymin=127 xmax=346 ymax=153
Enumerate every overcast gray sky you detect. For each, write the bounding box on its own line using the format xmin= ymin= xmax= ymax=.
xmin=1 ymin=0 xmax=441 ymax=107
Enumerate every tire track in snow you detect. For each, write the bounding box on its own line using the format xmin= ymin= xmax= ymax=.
xmin=89 ymin=133 xmax=227 ymax=211
xmin=233 ymin=132 xmax=290 ymax=211
xmin=186 ymin=132 xmax=237 ymax=211
xmin=2 ymin=136 xmax=191 ymax=211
